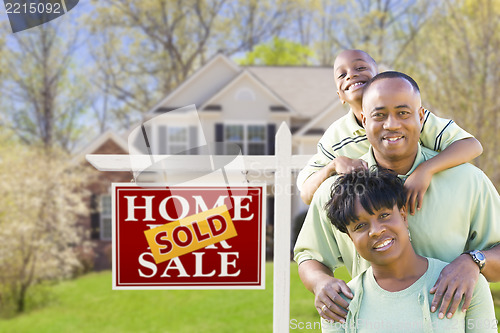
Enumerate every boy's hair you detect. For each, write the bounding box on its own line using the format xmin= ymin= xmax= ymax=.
xmin=339 ymin=49 xmax=377 ymax=65
xmin=362 ymin=71 xmax=420 ymax=98
xmin=325 ymin=167 xmax=406 ymax=234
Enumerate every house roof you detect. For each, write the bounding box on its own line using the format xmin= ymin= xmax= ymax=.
xmin=147 ymin=54 xmax=338 ymax=120
xmin=146 ymin=53 xmax=240 ymax=115
xmin=294 ymin=99 xmax=345 ymax=137
xmin=246 ymin=66 xmax=337 ymax=119
xmin=200 ymin=69 xmax=297 ymax=115
xmin=72 ymin=130 xmax=128 ymax=164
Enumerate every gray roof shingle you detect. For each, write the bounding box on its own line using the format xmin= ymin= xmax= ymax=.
xmin=247 ymin=66 xmax=337 ymax=118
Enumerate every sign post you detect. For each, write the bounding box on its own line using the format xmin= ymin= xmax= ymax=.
xmin=273 ymin=123 xmax=292 ymax=332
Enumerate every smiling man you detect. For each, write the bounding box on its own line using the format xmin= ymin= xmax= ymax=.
xmin=297 ymin=50 xmax=482 ymax=210
xmin=362 ymin=72 xmax=425 ymax=174
xmin=294 ymin=71 xmax=500 ymax=325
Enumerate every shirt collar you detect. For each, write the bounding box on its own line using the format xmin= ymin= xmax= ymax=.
xmin=347 ymin=109 xmax=365 ymax=136
xmin=365 ymin=144 xmax=425 ymax=181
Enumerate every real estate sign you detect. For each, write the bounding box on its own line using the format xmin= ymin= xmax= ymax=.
xmin=112 ymin=184 xmax=266 ymax=289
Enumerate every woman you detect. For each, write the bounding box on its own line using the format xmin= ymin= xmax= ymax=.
xmin=322 ymin=167 xmax=497 ymax=332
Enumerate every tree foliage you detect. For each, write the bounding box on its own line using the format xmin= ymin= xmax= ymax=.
xmin=0 ymin=21 xmax=90 ymax=151
xmin=400 ymin=0 xmax=500 ymax=185
xmin=86 ymin=0 xmax=296 ymax=128
xmin=237 ymin=37 xmax=315 ymax=65
xmin=0 ymin=140 xmax=91 ymax=314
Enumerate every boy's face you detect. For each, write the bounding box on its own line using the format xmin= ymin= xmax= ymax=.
xmin=346 ymin=199 xmax=409 ymax=266
xmin=333 ymin=50 xmax=378 ymax=106
xmin=362 ymin=77 xmax=424 ymax=163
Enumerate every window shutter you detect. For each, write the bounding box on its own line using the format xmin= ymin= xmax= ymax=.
xmin=189 ymin=126 xmax=198 ymax=155
xmin=215 ymin=123 xmax=224 ymax=155
xmin=90 ymin=194 xmax=100 ymax=240
xmin=267 ymin=123 xmax=276 ymax=155
xmin=158 ymin=125 xmax=167 ymax=154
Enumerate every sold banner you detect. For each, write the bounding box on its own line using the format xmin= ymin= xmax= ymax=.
xmin=112 ymin=184 xmax=266 ymax=289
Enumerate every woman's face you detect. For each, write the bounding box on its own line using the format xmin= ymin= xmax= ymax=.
xmin=346 ymin=199 xmax=410 ymax=266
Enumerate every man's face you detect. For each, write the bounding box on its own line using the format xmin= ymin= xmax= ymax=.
xmin=334 ymin=50 xmax=378 ymax=105
xmin=362 ymin=78 xmax=424 ymax=163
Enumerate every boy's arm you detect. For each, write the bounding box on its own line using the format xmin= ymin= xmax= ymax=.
xmin=300 ymin=157 xmax=368 ymax=205
xmin=405 ymin=137 xmax=482 ymax=214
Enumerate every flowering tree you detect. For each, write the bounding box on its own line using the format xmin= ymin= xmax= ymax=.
xmin=0 ymin=141 xmax=91 ymax=314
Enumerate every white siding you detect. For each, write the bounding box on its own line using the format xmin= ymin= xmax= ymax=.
xmin=165 ymin=57 xmax=239 ymax=108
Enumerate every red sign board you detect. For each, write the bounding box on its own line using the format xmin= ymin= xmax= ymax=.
xmin=112 ymin=184 xmax=266 ymax=289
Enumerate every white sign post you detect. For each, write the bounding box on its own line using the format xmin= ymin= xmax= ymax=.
xmin=273 ymin=123 xmax=292 ymax=332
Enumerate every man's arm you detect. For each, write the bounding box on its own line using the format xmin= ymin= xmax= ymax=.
xmin=430 ymin=243 xmax=500 ymax=319
xmin=300 ymin=157 xmax=368 ymax=205
xmin=482 ymin=243 xmax=500 ymax=281
xmin=298 ymin=260 xmax=353 ymax=323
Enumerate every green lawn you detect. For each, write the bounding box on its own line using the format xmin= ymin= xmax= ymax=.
xmin=1 ymin=263 xmax=319 ymax=333
xmin=1 ymin=264 xmax=498 ymax=332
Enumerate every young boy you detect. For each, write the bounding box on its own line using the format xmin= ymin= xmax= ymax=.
xmin=321 ymin=168 xmax=496 ymax=332
xmin=297 ymin=49 xmax=483 ymax=213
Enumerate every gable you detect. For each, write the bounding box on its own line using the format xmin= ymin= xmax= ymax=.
xmin=247 ymin=66 xmax=336 ymax=119
xmin=202 ymin=71 xmax=292 ymax=121
xmin=294 ymin=100 xmax=347 ymax=137
xmin=151 ymin=54 xmax=240 ymax=112
xmin=93 ymin=138 xmax=128 ymax=155
xmin=72 ymin=131 xmax=128 ymax=165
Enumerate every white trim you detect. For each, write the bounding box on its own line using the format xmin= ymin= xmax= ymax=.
xmin=146 ymin=54 xmax=240 ymax=115
xmin=200 ymin=70 xmax=298 ymax=115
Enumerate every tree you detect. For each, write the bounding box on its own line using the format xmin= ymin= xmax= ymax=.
xmin=237 ymin=37 xmax=315 ymax=65
xmin=286 ymin=0 xmax=437 ymax=66
xmin=0 ymin=20 xmax=90 ymax=151
xmin=0 ymin=138 xmax=91 ymax=315
xmin=402 ymin=0 xmax=500 ymax=186
xmin=86 ymin=0 xmax=297 ymax=128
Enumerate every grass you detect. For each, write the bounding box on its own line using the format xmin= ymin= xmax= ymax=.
xmin=0 ymin=264 xmax=498 ymax=332
xmin=1 ymin=263 xmax=318 ymax=333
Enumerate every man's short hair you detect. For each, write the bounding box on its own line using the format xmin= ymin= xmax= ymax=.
xmin=362 ymin=71 xmax=420 ymax=98
xmin=325 ymin=167 xmax=406 ymax=234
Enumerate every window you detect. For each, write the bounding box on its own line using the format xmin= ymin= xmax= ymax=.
xmin=167 ymin=127 xmax=188 ymax=154
xmin=100 ymin=195 xmax=112 ymax=240
xmin=235 ymin=88 xmax=256 ymax=101
xmin=225 ymin=124 xmax=266 ymax=155
xmin=225 ymin=125 xmax=244 ymax=153
xmin=247 ymin=125 xmax=266 ymax=155
xmin=158 ymin=126 xmax=189 ymax=154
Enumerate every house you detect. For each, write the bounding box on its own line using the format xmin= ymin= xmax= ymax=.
xmin=77 ymin=54 xmax=349 ymax=270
